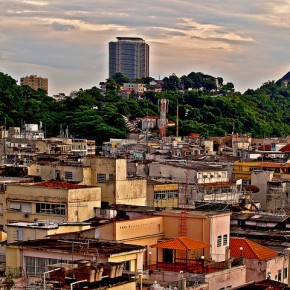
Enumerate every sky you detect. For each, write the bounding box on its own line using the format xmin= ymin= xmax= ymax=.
xmin=0 ymin=0 xmax=290 ymax=96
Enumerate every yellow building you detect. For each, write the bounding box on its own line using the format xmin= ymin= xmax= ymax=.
xmin=233 ymin=161 xmax=290 ymax=183
xmin=147 ymin=180 xmax=179 ymax=208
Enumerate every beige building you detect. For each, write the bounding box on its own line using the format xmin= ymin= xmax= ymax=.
xmin=28 ymin=156 xmax=147 ymax=206
xmin=123 ymin=83 xmax=146 ymax=94
xmin=28 ymin=160 xmax=86 ymax=183
xmin=4 ymin=181 xmax=101 ymax=228
xmin=82 ymin=156 xmax=147 ymax=206
xmin=20 ymin=75 xmax=48 ymax=94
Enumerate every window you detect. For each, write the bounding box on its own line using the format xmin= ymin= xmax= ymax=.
xmin=154 ymin=190 xmax=179 ymax=200
xmin=36 ymin=203 xmax=66 ymax=216
xmin=97 ymin=173 xmax=106 ymax=183
xmin=123 ymin=261 xmax=130 ymax=271
xmin=278 ymin=269 xmax=282 ymax=281
xmin=17 ymin=229 xmax=23 ymax=241
xmin=9 ymin=201 xmax=32 ymax=213
xmin=223 ymin=234 xmax=228 ymax=246
xmin=284 ymin=267 xmax=288 ymax=279
xmin=22 ymin=202 xmax=32 ymax=213
xmin=0 ymin=254 xmax=5 ymax=263
xmin=109 ymin=174 xmax=114 ymax=182
xmin=0 ymin=204 xmax=3 ymax=215
xmin=55 ymin=170 xmax=61 ymax=180
xmin=217 ymin=235 xmax=222 ymax=247
xmin=10 ymin=201 xmax=21 ymax=210
xmin=25 ymin=256 xmax=69 ymax=275
xmin=64 ymin=171 xmax=73 ymax=180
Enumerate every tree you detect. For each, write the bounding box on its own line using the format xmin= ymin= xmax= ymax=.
xmin=110 ymin=72 xmax=130 ymax=85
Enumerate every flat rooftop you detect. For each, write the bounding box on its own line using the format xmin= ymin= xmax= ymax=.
xmin=6 ymin=220 xmax=91 ymax=229
xmin=12 ymin=238 xmax=145 ymax=255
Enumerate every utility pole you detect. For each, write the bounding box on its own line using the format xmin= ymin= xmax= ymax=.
xmin=3 ymin=118 xmax=6 ymax=165
xmin=176 ymin=100 xmax=179 ymax=137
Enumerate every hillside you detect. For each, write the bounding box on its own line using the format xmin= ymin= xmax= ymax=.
xmin=1 ymin=71 xmax=290 ymax=144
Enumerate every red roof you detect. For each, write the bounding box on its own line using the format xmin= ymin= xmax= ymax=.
xmin=141 ymin=116 xmax=159 ymax=120
xmin=151 ymin=237 xmax=210 ymax=251
xmin=280 ymin=143 xmax=290 ymax=152
xmin=230 ymin=238 xmax=278 ymax=260
xmin=34 ymin=181 xmax=82 ymax=189
xmin=257 ymin=144 xmax=271 ymax=151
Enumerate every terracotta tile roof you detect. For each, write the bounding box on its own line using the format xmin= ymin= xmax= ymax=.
xmin=150 ymin=237 xmax=210 ymax=251
xmin=230 ymin=237 xmax=278 ymax=260
xmin=280 ymin=143 xmax=290 ymax=152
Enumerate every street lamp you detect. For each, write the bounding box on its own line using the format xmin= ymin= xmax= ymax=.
xmin=148 ymin=251 xmax=152 ymax=270
xmin=201 ymin=256 xmax=205 ymax=273
xmin=239 ymin=246 xmax=244 ymax=265
xmin=239 ymin=247 xmax=243 ymax=257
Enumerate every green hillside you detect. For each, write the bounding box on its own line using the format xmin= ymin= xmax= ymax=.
xmin=0 ymin=71 xmax=290 ymax=145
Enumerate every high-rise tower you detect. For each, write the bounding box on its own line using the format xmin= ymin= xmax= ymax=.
xmin=109 ymin=37 xmax=149 ymax=80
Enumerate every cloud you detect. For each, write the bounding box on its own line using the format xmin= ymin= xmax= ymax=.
xmin=22 ymin=0 xmax=48 ymax=6
xmin=0 ymin=0 xmax=289 ymax=95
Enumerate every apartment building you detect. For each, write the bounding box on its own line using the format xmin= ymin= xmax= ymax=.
xmin=4 ymin=181 xmax=101 ymax=227
xmin=20 ymin=75 xmax=48 ymax=94
xmin=123 ymin=83 xmax=146 ymax=94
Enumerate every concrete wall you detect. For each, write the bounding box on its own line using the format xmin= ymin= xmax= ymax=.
xmin=115 ymin=217 xmax=163 ymax=242
xmin=251 ymin=171 xmax=274 ymax=210
xmin=160 ymin=213 xmax=211 ymax=260
xmin=244 ymin=255 xmax=289 ymax=284
xmin=210 ymin=214 xmax=230 ymax=262
xmin=148 ymin=162 xmax=196 ymax=183
xmin=157 ymin=212 xmax=230 ymax=262
xmin=205 ymin=265 xmax=246 ymax=289
xmin=28 ymin=163 xmax=84 ymax=183
xmin=115 ymin=179 xmax=146 ymax=206
xmin=83 ymin=156 xmax=147 ymax=205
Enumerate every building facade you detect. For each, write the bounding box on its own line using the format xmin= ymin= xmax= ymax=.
xmin=109 ymin=37 xmax=149 ymax=80
xmin=20 ymin=75 xmax=48 ymax=94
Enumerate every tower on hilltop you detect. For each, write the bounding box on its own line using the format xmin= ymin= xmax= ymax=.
xmin=109 ymin=37 xmax=149 ymax=80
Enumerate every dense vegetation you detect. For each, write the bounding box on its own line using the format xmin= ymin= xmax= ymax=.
xmin=0 ymin=71 xmax=290 ymax=145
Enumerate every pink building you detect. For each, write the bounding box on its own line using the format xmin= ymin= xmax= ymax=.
xmin=230 ymin=237 xmax=289 ymax=283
